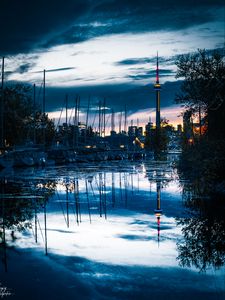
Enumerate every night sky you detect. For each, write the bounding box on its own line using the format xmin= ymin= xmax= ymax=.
xmin=1 ymin=0 xmax=224 ymax=128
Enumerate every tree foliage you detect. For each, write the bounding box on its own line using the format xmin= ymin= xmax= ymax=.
xmin=0 ymin=178 xmax=56 ymax=232
xmin=175 ymin=49 xmax=225 ymax=139
xmin=1 ymin=84 xmax=56 ymax=146
xmin=176 ymin=180 xmax=225 ymax=271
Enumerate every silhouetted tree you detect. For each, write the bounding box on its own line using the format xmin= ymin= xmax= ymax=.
xmin=176 ymin=191 xmax=225 ymax=271
xmin=176 ymin=49 xmax=225 ymax=139
xmin=176 ymin=50 xmax=225 ymax=186
xmin=0 ymin=178 xmax=56 ymax=232
xmin=1 ymin=84 xmax=56 ymax=146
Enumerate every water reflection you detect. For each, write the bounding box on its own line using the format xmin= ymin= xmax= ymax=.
xmin=154 ymin=179 xmax=162 ymax=246
xmin=1 ymin=162 xmax=178 ymax=263
xmin=176 ymin=182 xmax=225 ymax=271
xmin=0 ymin=159 xmax=225 ymax=299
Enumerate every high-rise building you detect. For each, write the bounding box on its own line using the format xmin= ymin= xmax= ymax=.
xmin=145 ymin=121 xmax=153 ymax=136
xmin=137 ymin=127 xmax=143 ymax=137
xmin=128 ymin=125 xmax=137 ymax=137
xmin=128 ymin=126 xmax=143 ymax=138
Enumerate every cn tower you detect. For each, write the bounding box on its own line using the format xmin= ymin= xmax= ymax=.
xmin=154 ymin=52 xmax=161 ymax=129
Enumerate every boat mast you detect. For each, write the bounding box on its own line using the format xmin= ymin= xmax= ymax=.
xmin=66 ymin=184 xmax=69 ymax=228
xmin=85 ymin=96 xmax=90 ymax=143
xmin=111 ymin=109 xmax=114 ymax=133
xmin=1 ymin=57 xmax=5 ymax=149
xmin=98 ymin=100 xmax=101 ymax=137
xmin=34 ymin=200 xmax=38 ymax=243
xmin=42 ymin=69 xmax=46 ymax=149
xmin=103 ymin=97 xmax=106 ymax=137
xmin=124 ymin=104 xmax=127 ymax=134
xmin=33 ymin=84 xmax=36 ymax=145
xmin=77 ymin=95 xmax=80 ymax=146
xmin=119 ymin=111 xmax=122 ymax=134
xmin=43 ymin=69 xmax=46 ymax=114
xmin=44 ymin=201 xmax=48 ymax=255
xmin=1 ymin=57 xmax=4 ymax=89
xmin=65 ymin=94 xmax=68 ymax=127
xmin=85 ymin=179 xmax=92 ymax=224
xmin=2 ymin=180 xmax=8 ymax=272
xmin=77 ymin=96 xmax=80 ymax=125
xmin=65 ymin=94 xmax=68 ymax=146
xmin=74 ymin=95 xmax=78 ymax=148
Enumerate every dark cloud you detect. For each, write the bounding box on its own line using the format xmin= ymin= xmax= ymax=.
xmin=0 ymin=0 xmax=89 ymax=55
xmin=127 ymin=69 xmax=175 ymax=81
xmin=0 ymin=0 xmax=224 ymax=55
xmin=43 ymin=0 xmax=224 ymax=49
xmin=32 ymin=81 xmax=182 ymax=117
xmin=116 ymin=58 xmax=153 ymax=66
xmin=115 ymin=47 xmax=224 ymax=70
xmin=34 ymin=67 xmax=76 ymax=74
xmin=46 ymin=67 xmax=76 ymax=73
xmin=116 ymin=56 xmax=177 ymax=66
xmin=16 ymin=63 xmax=36 ymax=74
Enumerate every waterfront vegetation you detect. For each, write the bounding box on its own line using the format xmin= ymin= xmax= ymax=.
xmin=2 ymin=84 xmax=55 ymax=147
xmin=176 ymin=49 xmax=225 ymax=190
xmin=174 ymin=49 xmax=225 ymax=272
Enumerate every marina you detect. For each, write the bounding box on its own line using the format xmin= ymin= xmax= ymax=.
xmin=0 ymin=2 xmax=224 ymax=299
xmin=1 ymin=158 xmax=225 ymax=299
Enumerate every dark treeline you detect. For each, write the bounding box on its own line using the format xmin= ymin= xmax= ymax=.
xmin=175 ymin=49 xmax=225 ymax=271
xmin=176 ymin=184 xmax=225 ymax=271
xmin=176 ymin=49 xmax=225 ymax=140
xmin=176 ymin=49 xmax=225 ymax=189
xmin=1 ymin=84 xmax=55 ymax=147
xmin=0 ymin=178 xmax=56 ymax=231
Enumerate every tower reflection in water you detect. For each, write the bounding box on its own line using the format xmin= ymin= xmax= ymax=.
xmin=147 ymin=166 xmax=164 ymax=246
xmin=154 ymin=179 xmax=163 ymax=246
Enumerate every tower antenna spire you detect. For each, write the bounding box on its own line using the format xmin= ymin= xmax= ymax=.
xmin=154 ymin=52 xmax=161 ymax=129
xmin=156 ymin=51 xmax=159 ymax=84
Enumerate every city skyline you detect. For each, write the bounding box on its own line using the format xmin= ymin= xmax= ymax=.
xmin=1 ymin=1 xmax=224 ymax=127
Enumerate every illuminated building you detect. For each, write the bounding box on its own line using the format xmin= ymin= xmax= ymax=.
xmin=128 ymin=126 xmax=143 ymax=138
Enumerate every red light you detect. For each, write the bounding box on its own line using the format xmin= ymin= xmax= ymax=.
xmin=157 ymin=216 xmax=160 ymax=225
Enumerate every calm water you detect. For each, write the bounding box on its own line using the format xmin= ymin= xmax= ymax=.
xmin=0 ymin=158 xmax=225 ymax=300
